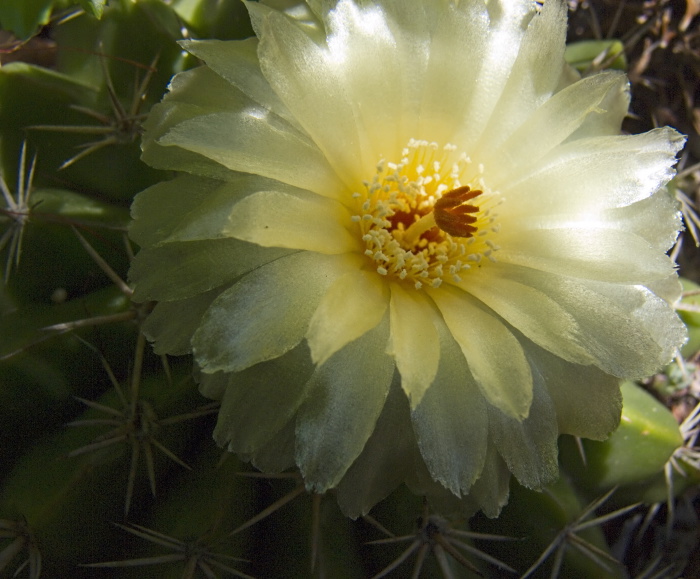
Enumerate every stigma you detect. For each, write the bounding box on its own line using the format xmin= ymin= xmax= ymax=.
xmin=402 ymin=185 xmax=483 ymax=246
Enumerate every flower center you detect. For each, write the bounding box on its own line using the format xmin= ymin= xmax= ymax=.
xmin=351 ymin=139 xmax=500 ymax=289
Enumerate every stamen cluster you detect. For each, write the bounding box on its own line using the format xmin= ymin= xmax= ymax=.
xmin=351 ymin=140 xmax=500 ymax=289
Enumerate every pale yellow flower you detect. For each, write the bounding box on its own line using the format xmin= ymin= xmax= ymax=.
xmin=129 ymin=0 xmax=686 ymax=517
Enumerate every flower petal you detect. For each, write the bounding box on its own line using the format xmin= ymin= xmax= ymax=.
xmin=497 ymin=128 xmax=686 ymax=213
xmin=181 ymin=37 xmax=301 ymax=129
xmin=130 ymin=239 xmax=291 ymax=302
xmin=410 ymin=318 xmax=488 ymax=496
xmin=502 ymin=266 xmax=685 ymax=378
xmin=141 ymin=67 xmax=270 ymax=182
xmin=430 ymin=286 xmax=533 ymax=420
xmin=522 ymin=338 xmax=622 ymax=440
xmin=484 ymin=71 xmax=628 ymax=173
xmin=296 ymin=315 xmax=394 ymax=492
xmin=451 ymin=0 xmax=536 ymax=148
xmin=248 ymin=419 xmax=297 ymax=474
xmin=495 ymin=227 xmax=676 ymax=284
xmin=226 ymin=189 xmax=360 ymax=253
xmin=475 ymin=0 xmax=568 ymax=152
xmin=193 ymin=252 xmax=358 ymax=373
xmin=415 ymin=0 xmax=489 ymax=142
xmin=321 ymin=0 xmax=418 ymax=166
xmin=598 ymin=188 xmax=682 ymax=252
xmin=142 ymin=288 xmax=225 ymax=355
xmin=250 ymin=2 xmax=373 ymax=186
xmin=487 ymin=371 xmax=559 ymax=489
xmin=158 ymin=110 xmax=343 ymax=198
xmin=336 ymin=377 xmax=415 ymax=518
xmin=466 ymin=441 xmax=511 ymax=518
xmin=130 ymin=174 xmax=225 ymax=248
xmin=214 ymin=343 xmax=314 ymax=454
xmin=306 ymin=268 xmax=389 ymax=366
xmin=462 ymin=266 xmax=592 ymax=365
xmin=387 ymin=283 xmax=440 ymax=408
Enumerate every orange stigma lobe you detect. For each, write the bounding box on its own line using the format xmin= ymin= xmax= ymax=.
xmin=433 ymin=186 xmax=482 ymax=238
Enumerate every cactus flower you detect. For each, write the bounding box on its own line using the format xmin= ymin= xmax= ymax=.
xmin=130 ymin=0 xmax=686 ymax=517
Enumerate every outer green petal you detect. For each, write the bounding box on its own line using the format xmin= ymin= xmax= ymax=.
xmin=405 ymin=451 xmax=480 ymax=518
xmin=585 ymin=278 xmax=687 ymax=374
xmin=214 ymin=343 xmax=314 ymax=454
xmin=430 ymin=286 xmax=533 ymax=420
xmin=142 ymin=288 xmax=225 ymax=355
xmin=247 ymin=1 xmax=325 ymax=43
xmin=645 ymin=274 xmax=682 ymax=305
xmin=296 ymin=314 xmax=394 ymax=492
xmin=410 ymin=317 xmax=488 ymax=496
xmin=487 ymin=371 xmax=559 ymax=490
xmin=141 ymin=67 xmax=269 ymax=182
xmin=155 ymin=179 xmax=264 ymax=243
xmin=132 ymin=171 xmax=332 ymax=247
xmin=522 ymin=338 xmax=622 ymax=440
xmin=197 ymin=369 xmax=229 ymax=401
xmin=336 ymin=376 xmax=415 ymax=518
xmin=160 ymin=64 xmax=246 ymax=110
xmin=130 ymin=239 xmax=291 ymax=302
xmin=225 ymin=189 xmax=360 ymax=253
xmin=564 ymin=74 xmax=629 ymax=141
xmin=130 ymin=174 xmax=225 ymax=248
xmin=193 ymin=252 xmax=359 ymax=373
xmin=248 ymin=419 xmax=297 ymax=474
xmin=466 ymin=441 xmax=511 ymax=518
xmin=306 ymin=268 xmax=389 ymax=366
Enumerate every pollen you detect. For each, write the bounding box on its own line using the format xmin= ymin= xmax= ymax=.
xmin=350 ymin=139 xmax=501 ymax=289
